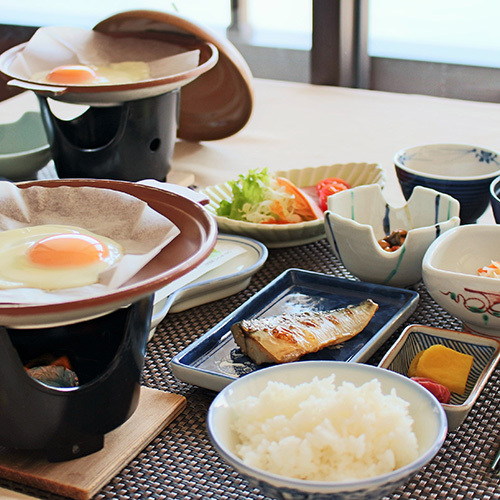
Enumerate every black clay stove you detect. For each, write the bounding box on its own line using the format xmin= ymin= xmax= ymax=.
xmin=0 ymin=294 xmax=153 ymax=462
xmin=37 ymin=90 xmax=179 ymax=182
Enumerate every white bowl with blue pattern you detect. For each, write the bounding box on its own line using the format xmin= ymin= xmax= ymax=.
xmin=394 ymin=143 xmax=500 ymax=224
xmin=324 ymin=184 xmax=460 ymax=287
xmin=207 ymin=361 xmax=447 ymax=500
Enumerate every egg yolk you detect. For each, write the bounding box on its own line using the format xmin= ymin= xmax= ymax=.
xmin=45 ymin=65 xmax=99 ymax=85
xmin=28 ymin=234 xmax=110 ymax=268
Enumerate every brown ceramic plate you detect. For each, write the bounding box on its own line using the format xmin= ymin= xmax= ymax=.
xmin=0 ymin=179 xmax=217 ymax=328
xmin=95 ymin=9 xmax=254 ymax=141
xmin=0 ymin=35 xmax=218 ymax=105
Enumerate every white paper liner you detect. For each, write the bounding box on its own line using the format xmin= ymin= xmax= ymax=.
xmin=8 ymin=26 xmax=200 ymax=84
xmin=0 ymin=181 xmax=180 ymax=305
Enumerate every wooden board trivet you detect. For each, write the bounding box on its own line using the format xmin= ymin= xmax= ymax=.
xmin=0 ymin=387 xmax=186 ymax=500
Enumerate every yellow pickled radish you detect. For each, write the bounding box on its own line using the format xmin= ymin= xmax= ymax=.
xmin=408 ymin=350 xmax=424 ymax=377
xmin=409 ymin=344 xmax=473 ymax=395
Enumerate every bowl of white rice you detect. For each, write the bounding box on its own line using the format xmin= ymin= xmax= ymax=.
xmin=207 ymin=361 xmax=447 ymax=500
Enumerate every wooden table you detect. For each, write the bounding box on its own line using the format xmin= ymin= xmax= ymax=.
xmin=0 ymin=79 xmax=499 ymax=499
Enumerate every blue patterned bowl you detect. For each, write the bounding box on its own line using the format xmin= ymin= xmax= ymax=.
xmin=324 ymin=184 xmax=460 ymax=287
xmin=489 ymin=175 xmax=500 ymax=223
xmin=207 ymin=361 xmax=447 ymax=500
xmin=422 ymin=224 xmax=500 ymax=338
xmin=394 ymin=143 xmax=500 ymax=224
xmin=379 ymin=325 xmax=500 ymax=431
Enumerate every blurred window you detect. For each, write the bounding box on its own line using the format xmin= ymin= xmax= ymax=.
xmin=0 ymin=1 xmax=230 ymax=30
xmin=2 ymin=0 xmax=500 ymax=101
xmin=368 ymin=0 xmax=500 ymax=69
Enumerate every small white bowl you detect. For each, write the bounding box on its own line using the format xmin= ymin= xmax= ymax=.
xmin=422 ymin=224 xmax=500 ymax=337
xmin=324 ymin=184 xmax=460 ymax=287
xmin=378 ymin=324 xmax=500 ymax=431
xmin=207 ymin=361 xmax=447 ymax=500
xmin=200 ymin=162 xmax=385 ymax=248
xmin=0 ymin=112 xmax=51 ymax=181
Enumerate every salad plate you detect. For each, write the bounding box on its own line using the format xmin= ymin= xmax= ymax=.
xmin=150 ymin=234 xmax=268 ymax=330
xmin=199 ymin=162 xmax=385 ymax=248
xmin=170 ymin=268 xmax=419 ymax=392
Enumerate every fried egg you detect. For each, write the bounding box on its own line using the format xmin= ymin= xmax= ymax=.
xmin=33 ymin=61 xmax=150 ymax=86
xmin=0 ymin=224 xmax=123 ymax=290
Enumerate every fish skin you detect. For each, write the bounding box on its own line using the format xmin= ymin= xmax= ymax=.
xmin=231 ymin=299 xmax=379 ymax=365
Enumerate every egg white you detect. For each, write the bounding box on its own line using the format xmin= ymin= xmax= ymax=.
xmin=93 ymin=61 xmax=150 ymax=84
xmin=33 ymin=61 xmax=151 ymax=86
xmin=0 ymin=224 xmax=123 ymax=290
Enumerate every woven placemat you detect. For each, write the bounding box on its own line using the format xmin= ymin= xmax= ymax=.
xmin=1 ymin=238 xmax=499 ymax=499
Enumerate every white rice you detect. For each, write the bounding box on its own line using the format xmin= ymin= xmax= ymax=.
xmin=231 ymin=374 xmax=418 ymax=481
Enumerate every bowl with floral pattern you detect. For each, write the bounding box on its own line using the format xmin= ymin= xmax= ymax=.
xmin=324 ymin=184 xmax=460 ymax=287
xmin=422 ymin=224 xmax=500 ymax=337
xmin=394 ymin=143 xmax=500 ymax=224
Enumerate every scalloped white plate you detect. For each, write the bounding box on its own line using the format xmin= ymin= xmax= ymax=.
xmin=199 ymin=163 xmax=385 ymax=248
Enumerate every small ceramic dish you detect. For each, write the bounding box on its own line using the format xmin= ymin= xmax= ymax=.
xmin=422 ymin=224 xmax=500 ymax=337
xmin=200 ymin=162 xmax=385 ymax=248
xmin=324 ymin=184 xmax=460 ymax=287
xmin=150 ymin=234 xmax=268 ymax=330
xmin=0 ymin=112 xmax=51 ymax=181
xmin=207 ymin=360 xmax=447 ymax=500
xmin=378 ymin=324 xmax=500 ymax=431
xmin=394 ymin=143 xmax=500 ymax=224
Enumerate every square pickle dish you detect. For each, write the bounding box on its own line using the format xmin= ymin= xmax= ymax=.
xmin=378 ymin=324 xmax=500 ymax=431
xmin=170 ymin=268 xmax=419 ymax=392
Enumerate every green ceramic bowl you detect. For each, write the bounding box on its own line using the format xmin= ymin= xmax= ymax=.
xmin=0 ymin=112 xmax=51 ymax=181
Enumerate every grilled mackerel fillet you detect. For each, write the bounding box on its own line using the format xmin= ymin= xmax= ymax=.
xmin=231 ymin=299 xmax=378 ymax=365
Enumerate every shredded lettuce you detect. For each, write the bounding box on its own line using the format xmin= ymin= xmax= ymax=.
xmin=217 ymin=168 xmax=296 ymax=223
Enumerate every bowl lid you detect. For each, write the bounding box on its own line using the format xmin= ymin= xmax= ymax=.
xmin=94 ymin=9 xmax=254 ymax=141
xmin=1 ymin=179 xmax=217 ymax=329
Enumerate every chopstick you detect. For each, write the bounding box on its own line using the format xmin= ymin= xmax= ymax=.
xmin=492 ymin=442 xmax=500 ymax=473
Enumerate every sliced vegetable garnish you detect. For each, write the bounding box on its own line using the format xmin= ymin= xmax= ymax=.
xmin=275 ymin=177 xmax=323 ymax=221
xmin=316 ymin=177 xmax=351 ymax=212
xmin=216 ymin=168 xmax=321 ymax=224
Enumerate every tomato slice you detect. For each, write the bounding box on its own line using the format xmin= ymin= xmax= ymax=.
xmin=275 ymin=177 xmax=323 ymax=221
xmin=316 ymin=177 xmax=351 ymax=194
xmin=317 ymin=182 xmax=350 ymax=211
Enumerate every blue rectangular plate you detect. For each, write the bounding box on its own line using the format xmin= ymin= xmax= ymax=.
xmin=170 ymin=269 xmax=419 ymax=392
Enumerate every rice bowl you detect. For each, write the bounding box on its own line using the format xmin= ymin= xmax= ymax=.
xmin=207 ymin=361 xmax=447 ymax=500
xmin=231 ymin=375 xmax=418 ymax=482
